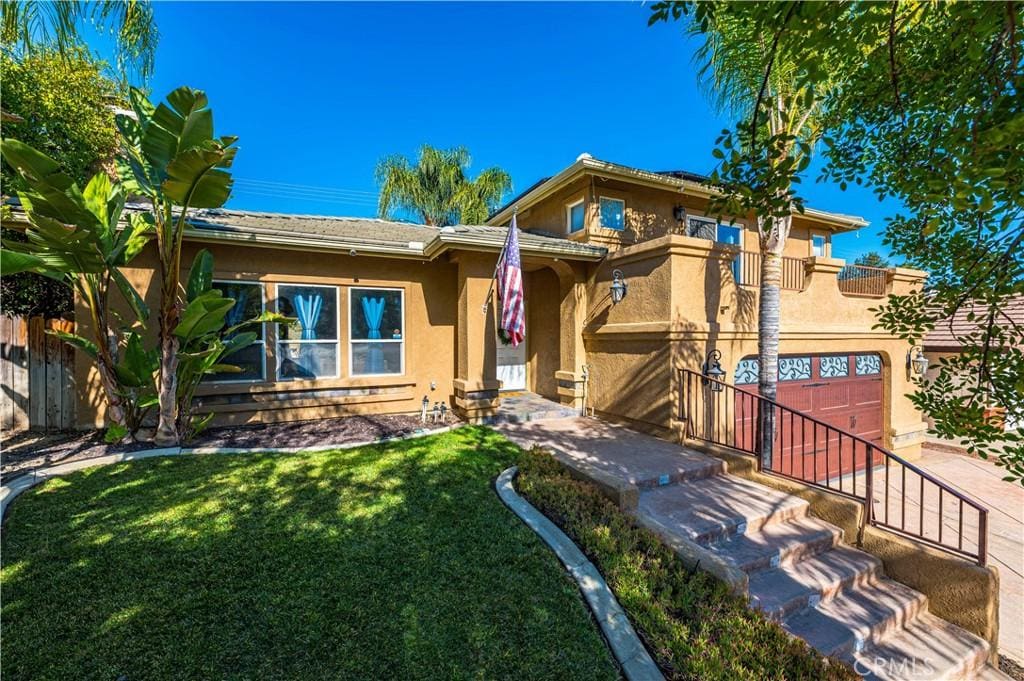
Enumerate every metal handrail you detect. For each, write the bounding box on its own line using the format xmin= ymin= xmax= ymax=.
xmin=732 ymin=250 xmax=806 ymax=291
xmin=837 ymin=264 xmax=888 ymax=297
xmin=677 ymin=368 xmax=989 ymax=565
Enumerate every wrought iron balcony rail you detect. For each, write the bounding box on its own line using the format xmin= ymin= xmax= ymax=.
xmin=677 ymin=368 xmax=988 ymax=566
xmin=837 ymin=264 xmax=889 ymax=297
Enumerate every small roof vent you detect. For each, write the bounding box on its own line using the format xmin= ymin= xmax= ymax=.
xmin=576 ymin=152 xmax=593 ymax=162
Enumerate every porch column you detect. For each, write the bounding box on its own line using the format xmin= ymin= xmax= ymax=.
xmin=553 ymin=261 xmax=588 ymax=411
xmin=452 ymin=252 xmax=501 ymax=422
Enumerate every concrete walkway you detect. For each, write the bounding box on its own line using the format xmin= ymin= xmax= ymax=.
xmin=915 ymin=447 xmax=1024 ymax=665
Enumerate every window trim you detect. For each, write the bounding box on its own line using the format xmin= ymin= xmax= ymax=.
xmin=275 ymin=282 xmax=342 ymax=381
xmin=566 ymin=198 xmax=585 ymax=233
xmin=348 ymin=286 xmax=405 ymax=377
xmin=598 ymin=196 xmax=626 ymax=231
xmin=207 ymin=279 xmax=267 ymax=384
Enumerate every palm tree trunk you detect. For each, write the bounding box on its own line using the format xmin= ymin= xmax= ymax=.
xmin=757 ymin=215 xmax=790 ymax=469
xmin=154 ymin=228 xmax=181 ymax=446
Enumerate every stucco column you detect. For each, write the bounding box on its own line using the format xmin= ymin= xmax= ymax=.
xmin=553 ymin=261 xmax=588 ymax=411
xmin=451 ymin=252 xmax=501 ymax=421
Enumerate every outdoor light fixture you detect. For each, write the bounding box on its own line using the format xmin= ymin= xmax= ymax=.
xmin=673 ymin=205 xmax=687 ymax=222
xmin=702 ymin=349 xmax=727 ymax=392
xmin=610 ymin=269 xmax=628 ymax=304
xmin=907 ymin=346 xmax=929 ymax=377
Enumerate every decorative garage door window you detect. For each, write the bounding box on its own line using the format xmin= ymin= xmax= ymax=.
xmin=277 ymin=284 xmax=340 ymax=380
xmin=735 ymin=358 xmax=758 ymax=384
xmin=779 ymin=356 xmax=812 ymax=381
xmin=855 ymin=354 xmax=882 ymax=375
xmin=819 ymin=355 xmax=849 ymax=378
xmin=350 ymin=287 xmax=404 ymax=376
xmin=207 ymin=281 xmax=265 ymax=382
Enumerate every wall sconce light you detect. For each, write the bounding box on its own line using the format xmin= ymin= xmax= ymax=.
xmin=673 ymin=205 xmax=687 ymax=222
xmin=702 ymin=349 xmax=727 ymax=392
xmin=610 ymin=269 xmax=628 ymax=304
xmin=907 ymin=346 xmax=929 ymax=377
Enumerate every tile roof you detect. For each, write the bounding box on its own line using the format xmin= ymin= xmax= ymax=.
xmin=924 ymin=296 xmax=1024 ymax=350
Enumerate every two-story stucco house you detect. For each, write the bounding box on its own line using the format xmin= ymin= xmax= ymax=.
xmin=72 ymin=155 xmax=928 ymax=459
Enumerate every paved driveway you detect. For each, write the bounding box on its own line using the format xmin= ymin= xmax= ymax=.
xmin=915 ymin=448 xmax=1024 ymax=665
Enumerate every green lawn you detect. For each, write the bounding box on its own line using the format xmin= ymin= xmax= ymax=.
xmin=1 ymin=427 xmax=618 ymax=680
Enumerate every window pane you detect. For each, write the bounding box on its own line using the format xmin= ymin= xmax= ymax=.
xmin=819 ymin=355 xmax=849 ymax=378
xmin=687 ymin=217 xmax=716 ymax=241
xmin=812 ymin=235 xmax=826 ymax=256
xmin=212 ymin=282 xmax=264 ymax=340
xmin=779 ymin=356 xmax=811 ymax=381
xmin=569 ymin=202 xmax=585 ymax=232
xmin=277 ymin=285 xmax=338 ymax=341
xmin=351 ymin=341 xmax=402 ymax=375
xmin=208 ymin=342 xmax=264 ymax=382
xmin=599 ymin=198 xmax=624 ymax=230
xmin=856 ymin=354 xmax=881 ymax=375
xmin=277 ymin=342 xmax=337 ymax=379
xmin=351 ymin=289 xmax=403 ymax=341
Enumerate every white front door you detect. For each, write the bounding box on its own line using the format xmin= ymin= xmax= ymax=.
xmin=496 ymin=334 xmax=527 ymax=391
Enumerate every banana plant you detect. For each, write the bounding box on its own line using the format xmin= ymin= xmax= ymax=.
xmin=116 ymin=86 xmax=239 ymax=445
xmin=174 ymin=249 xmax=292 ymax=441
xmin=0 ymin=139 xmax=152 ymax=437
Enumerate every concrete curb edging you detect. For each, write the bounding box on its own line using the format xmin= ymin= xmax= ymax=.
xmin=1 ymin=425 xmax=459 ymax=519
xmin=495 ymin=466 xmax=664 ymax=681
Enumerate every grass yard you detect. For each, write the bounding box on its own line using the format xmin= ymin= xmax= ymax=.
xmin=516 ymin=447 xmax=857 ymax=681
xmin=1 ymin=427 xmax=618 ymax=680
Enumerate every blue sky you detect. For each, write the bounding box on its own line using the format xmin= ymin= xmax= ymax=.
xmin=133 ymin=1 xmax=895 ymax=262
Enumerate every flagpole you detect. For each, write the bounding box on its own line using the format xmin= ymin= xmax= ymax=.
xmin=482 ymin=209 xmax=517 ymax=315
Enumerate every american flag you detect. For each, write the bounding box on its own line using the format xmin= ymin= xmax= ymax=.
xmin=498 ymin=216 xmax=525 ymax=346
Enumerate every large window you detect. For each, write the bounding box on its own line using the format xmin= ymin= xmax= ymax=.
xmin=276 ymin=284 xmax=339 ymax=380
xmin=567 ymin=199 xmax=585 ymax=233
xmin=599 ymin=197 xmax=625 ymax=230
xmin=207 ymin=281 xmax=265 ymax=382
xmin=686 ymin=215 xmax=718 ymax=241
xmin=350 ymin=288 xmax=404 ymax=376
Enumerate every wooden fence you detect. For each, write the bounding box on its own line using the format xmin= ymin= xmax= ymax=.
xmin=0 ymin=316 xmax=76 ymax=433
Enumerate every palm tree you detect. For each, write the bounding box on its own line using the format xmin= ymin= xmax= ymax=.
xmin=375 ymin=145 xmax=512 ymax=226
xmin=687 ymin=4 xmax=829 ymax=461
xmin=1 ymin=0 xmax=158 ymax=81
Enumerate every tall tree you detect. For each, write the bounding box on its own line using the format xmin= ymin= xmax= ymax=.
xmin=0 ymin=0 xmax=158 ymax=82
xmin=375 ymin=145 xmax=512 ymax=226
xmin=854 ymin=252 xmax=890 ymax=269
xmin=651 ymin=2 xmax=828 ymax=461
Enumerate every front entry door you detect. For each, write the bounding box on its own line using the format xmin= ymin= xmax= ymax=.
xmin=496 ymin=334 xmax=527 ymax=391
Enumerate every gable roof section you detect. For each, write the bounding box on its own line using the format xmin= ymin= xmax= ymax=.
xmin=488 ymin=156 xmax=868 ymax=231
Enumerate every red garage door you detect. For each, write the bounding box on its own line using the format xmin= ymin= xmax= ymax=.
xmin=734 ymin=353 xmax=884 ymax=482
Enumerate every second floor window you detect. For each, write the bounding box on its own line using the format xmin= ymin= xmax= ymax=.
xmin=599 ymin=197 xmax=625 ymax=230
xmin=812 ymin=234 xmax=827 ymax=257
xmin=567 ymin=199 xmax=585 ymax=233
xmin=686 ymin=216 xmax=717 ymax=241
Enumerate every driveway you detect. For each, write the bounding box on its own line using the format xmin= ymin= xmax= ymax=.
xmin=915 ymin=447 xmax=1024 ymax=665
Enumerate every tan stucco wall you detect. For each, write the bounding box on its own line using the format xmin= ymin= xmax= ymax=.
xmin=575 ymin=235 xmax=929 ymax=457
xmin=75 ymin=241 xmax=459 ymax=428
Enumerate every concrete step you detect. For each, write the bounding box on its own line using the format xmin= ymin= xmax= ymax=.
xmin=781 ymin=578 xmax=928 ymax=659
xmin=638 ymin=474 xmax=809 ymax=543
xmin=702 ymin=516 xmax=842 ymax=573
xmin=845 ymin=611 xmax=995 ymax=680
xmin=748 ymin=545 xmax=884 ymax=620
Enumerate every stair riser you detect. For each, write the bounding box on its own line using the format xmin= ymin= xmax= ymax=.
xmin=692 ymin=502 xmax=810 ymax=545
xmin=633 ymin=464 xmax=725 ymax=490
xmin=727 ymin=530 xmax=841 ymax=573
xmin=816 ymin=593 xmax=928 ymax=659
xmin=755 ymin=563 xmax=883 ymax=621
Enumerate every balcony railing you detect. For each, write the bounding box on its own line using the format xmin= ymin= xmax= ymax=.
xmin=731 ymin=250 xmax=806 ymax=291
xmin=837 ymin=264 xmax=888 ymax=297
xmin=677 ymin=368 xmax=989 ymax=565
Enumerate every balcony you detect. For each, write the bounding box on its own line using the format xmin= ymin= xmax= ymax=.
xmin=731 ymin=251 xmax=896 ymax=299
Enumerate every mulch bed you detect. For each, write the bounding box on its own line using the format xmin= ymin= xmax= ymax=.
xmin=1 ymin=413 xmax=459 ymax=483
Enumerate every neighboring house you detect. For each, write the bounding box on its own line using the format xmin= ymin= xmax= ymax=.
xmin=66 ymin=155 xmax=928 ymax=458
xmin=923 ymin=295 xmax=1024 ymax=432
